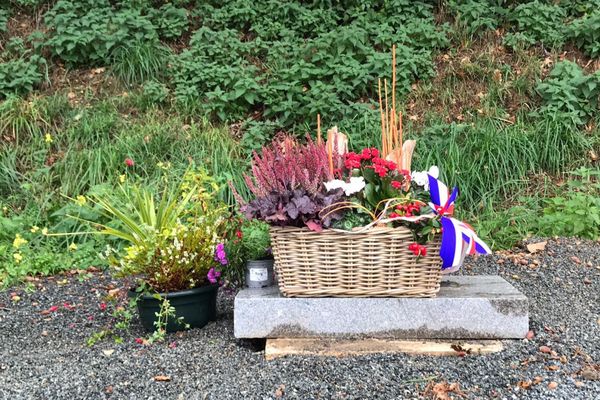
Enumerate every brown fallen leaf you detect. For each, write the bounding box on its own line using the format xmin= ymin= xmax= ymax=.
xmin=533 ymin=376 xmax=543 ymax=385
xmin=575 ymin=381 xmax=584 ymax=388
xmin=526 ymin=330 xmax=535 ymax=340
xmin=517 ymin=380 xmax=532 ymax=390
xmin=547 ymin=365 xmax=560 ymax=371
xmin=547 ymin=381 xmax=558 ymax=390
xmin=570 ymin=256 xmax=581 ymax=264
xmin=153 ymin=375 xmax=171 ymax=382
xmin=274 ymin=384 xmax=285 ymax=398
xmin=539 ymin=346 xmax=552 ymax=354
xmin=583 ymin=277 xmax=592 ymax=284
xmin=423 ymin=381 xmax=466 ymax=400
xmin=526 ymin=241 xmax=547 ymax=254
xmin=105 ymin=386 xmax=113 ymax=394
xmin=580 ymin=365 xmax=600 ymax=381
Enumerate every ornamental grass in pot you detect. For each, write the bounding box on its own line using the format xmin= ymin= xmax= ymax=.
xmin=234 ymin=47 xmax=492 ymax=298
xmin=66 ymin=168 xmax=229 ymax=333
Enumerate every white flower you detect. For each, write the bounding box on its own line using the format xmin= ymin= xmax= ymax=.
xmin=324 ymin=177 xmax=365 ymax=196
xmin=411 ymin=166 xmax=439 ymax=190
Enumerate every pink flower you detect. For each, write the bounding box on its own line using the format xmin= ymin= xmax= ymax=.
xmin=134 ymin=338 xmax=144 ymax=344
xmin=99 ymin=302 xmax=107 ymax=311
xmin=124 ymin=158 xmax=134 ymax=167
xmin=168 ymin=341 xmax=177 ymax=349
xmin=48 ymin=305 xmax=59 ymax=313
xmin=391 ymin=180 xmax=402 ymax=189
xmin=207 ymin=267 xmax=221 ymax=284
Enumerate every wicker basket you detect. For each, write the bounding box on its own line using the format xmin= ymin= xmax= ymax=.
xmin=270 ymin=226 xmax=442 ymax=298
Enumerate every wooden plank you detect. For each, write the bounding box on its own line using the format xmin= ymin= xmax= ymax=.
xmin=265 ymin=338 xmax=503 ymax=360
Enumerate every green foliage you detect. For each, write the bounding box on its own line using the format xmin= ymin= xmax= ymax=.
xmin=567 ymin=10 xmax=600 ymax=58
xmin=413 ymin=114 xmax=591 ymax=213
xmin=507 ymin=1 xmax=567 ymax=49
xmin=536 ymin=61 xmax=600 ymax=126
xmin=240 ymin=221 xmax=271 ymax=261
xmin=538 ymin=168 xmax=600 ymax=240
xmin=448 ymin=0 xmax=505 ymax=38
xmin=0 ymin=8 xmax=9 ymax=33
xmin=0 ymin=205 xmax=105 ymax=287
xmin=111 ymin=41 xmax=170 ymax=85
xmin=172 ymin=0 xmax=448 ymax=128
xmin=44 ymin=0 xmax=158 ymax=65
xmin=0 ymin=56 xmax=46 ymax=97
xmin=149 ymin=4 xmax=189 ymax=39
xmin=140 ymin=80 xmax=169 ymax=107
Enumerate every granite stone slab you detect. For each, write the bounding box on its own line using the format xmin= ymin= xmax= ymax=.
xmin=234 ymin=275 xmax=529 ymax=339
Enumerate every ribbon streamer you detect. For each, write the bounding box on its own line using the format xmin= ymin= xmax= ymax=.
xmin=428 ymin=174 xmax=491 ymax=272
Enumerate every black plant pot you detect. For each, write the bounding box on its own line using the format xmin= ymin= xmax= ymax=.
xmin=129 ymin=284 xmax=218 ymax=333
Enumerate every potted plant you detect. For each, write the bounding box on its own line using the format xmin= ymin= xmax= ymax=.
xmin=240 ymin=221 xmax=274 ymax=288
xmin=66 ymin=168 xmax=228 ymax=333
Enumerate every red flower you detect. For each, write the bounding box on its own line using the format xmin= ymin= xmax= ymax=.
xmin=235 ymin=230 xmax=243 ymax=239
xmin=344 ymin=152 xmax=362 ymax=169
xmin=48 ymin=305 xmax=59 ymax=313
xmin=124 ymin=158 xmax=135 ymax=167
xmin=99 ymin=302 xmax=107 ymax=311
xmin=63 ymin=302 xmax=75 ymax=311
xmin=361 ymin=148 xmax=372 ymax=160
xmin=373 ymin=163 xmax=388 ymax=177
xmin=370 ymin=148 xmax=379 ymax=158
xmin=391 ymin=180 xmax=402 ymax=189
xmin=134 ymin=338 xmax=144 ymax=344
xmin=386 ymin=160 xmax=397 ymax=170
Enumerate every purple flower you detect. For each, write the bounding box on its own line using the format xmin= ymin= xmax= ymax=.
xmin=207 ymin=268 xmax=221 ymax=284
xmin=214 ymin=243 xmax=228 ymax=265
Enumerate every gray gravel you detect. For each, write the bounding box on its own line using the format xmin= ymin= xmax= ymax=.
xmin=0 ymin=237 xmax=599 ymax=399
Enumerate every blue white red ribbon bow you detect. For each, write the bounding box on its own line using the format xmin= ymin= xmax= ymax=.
xmin=428 ymin=174 xmax=491 ymax=272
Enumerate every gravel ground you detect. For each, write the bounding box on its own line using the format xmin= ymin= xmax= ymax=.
xmin=0 ymin=237 xmax=599 ymax=400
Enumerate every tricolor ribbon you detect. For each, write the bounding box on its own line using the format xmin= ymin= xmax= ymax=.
xmin=428 ymin=174 xmax=491 ymax=273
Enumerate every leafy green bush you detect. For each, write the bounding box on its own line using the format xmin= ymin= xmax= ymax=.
xmin=536 ymin=61 xmax=600 ymax=125
xmin=538 ymin=168 xmax=600 ymax=240
xmin=140 ymin=80 xmax=169 ymax=106
xmin=172 ymin=1 xmax=447 ymax=128
xmin=0 ymin=55 xmax=46 ymax=97
xmin=44 ymin=0 xmax=158 ymax=65
xmin=567 ymin=10 xmax=600 ymax=58
xmin=149 ymin=4 xmax=188 ymax=39
xmin=448 ymin=0 xmax=505 ymax=38
xmin=0 ymin=8 xmax=9 ymax=33
xmin=508 ymin=1 xmax=566 ymax=49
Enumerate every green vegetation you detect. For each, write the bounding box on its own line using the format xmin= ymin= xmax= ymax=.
xmin=0 ymin=0 xmax=599 ymax=286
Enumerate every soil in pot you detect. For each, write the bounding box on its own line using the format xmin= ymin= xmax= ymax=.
xmin=129 ymin=284 xmax=218 ymax=333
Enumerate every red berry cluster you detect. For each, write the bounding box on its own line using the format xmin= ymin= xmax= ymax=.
xmin=408 ymin=242 xmax=427 ymax=257
xmin=394 ymin=202 xmax=422 ymax=218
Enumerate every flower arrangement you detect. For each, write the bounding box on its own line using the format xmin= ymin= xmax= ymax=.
xmin=238 ymin=46 xmax=491 ymax=274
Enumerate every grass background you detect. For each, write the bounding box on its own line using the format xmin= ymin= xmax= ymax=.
xmin=1 ymin=0 xmax=599 ymax=286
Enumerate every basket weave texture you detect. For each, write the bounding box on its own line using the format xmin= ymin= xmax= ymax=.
xmin=270 ymin=226 xmax=442 ymax=297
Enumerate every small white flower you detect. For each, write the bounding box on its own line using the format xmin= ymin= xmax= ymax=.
xmin=324 ymin=177 xmax=365 ymax=196
xmin=411 ymin=166 xmax=439 ymax=190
